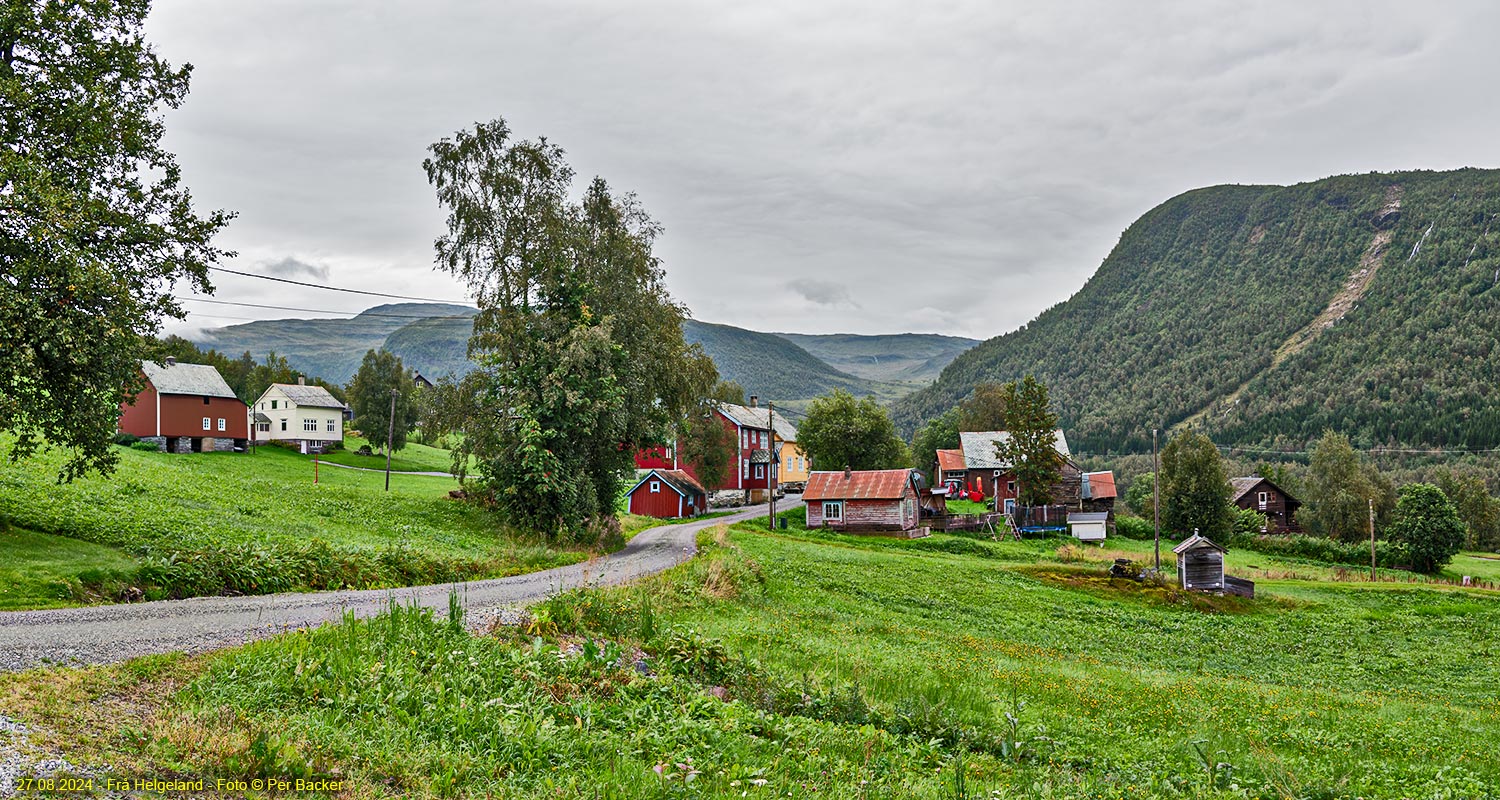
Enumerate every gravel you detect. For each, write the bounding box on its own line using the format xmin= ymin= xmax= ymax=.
xmin=0 ymin=501 xmax=797 ymax=673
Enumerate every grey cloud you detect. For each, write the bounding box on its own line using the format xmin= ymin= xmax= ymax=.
xmin=789 ymin=279 xmax=860 ymax=308
xmin=259 ymin=257 xmax=331 ymax=281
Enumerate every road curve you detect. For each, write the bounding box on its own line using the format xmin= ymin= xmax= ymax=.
xmin=0 ymin=501 xmax=798 ymax=673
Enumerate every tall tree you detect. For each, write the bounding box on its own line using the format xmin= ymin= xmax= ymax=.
xmin=1433 ymin=469 xmax=1500 ymax=552
xmin=423 ymin=118 xmax=715 ymax=539
xmin=993 ymin=376 xmax=1062 ymax=506
xmin=707 ymin=380 xmax=747 ymax=406
xmin=1388 ymin=483 xmax=1465 ymax=574
xmin=1304 ymin=430 xmax=1393 ymax=543
xmin=957 ymin=382 xmax=1009 ymax=432
xmin=348 ymin=350 xmax=418 ymax=453
xmin=910 ymin=406 xmax=961 ymax=479
xmin=679 ymin=407 xmax=735 ymax=491
xmin=798 ymin=389 xmax=909 ymax=472
xmin=1 ymin=0 xmax=232 ymax=480
xmin=1159 ymin=429 xmax=1232 ymax=540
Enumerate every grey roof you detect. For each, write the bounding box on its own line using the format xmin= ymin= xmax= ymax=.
xmin=958 ymin=430 xmax=1070 ymax=469
xmin=1172 ymin=533 xmax=1227 ymax=555
xmin=142 ymin=361 xmax=237 ymax=399
xmin=270 ymin=383 xmax=343 ymax=409
xmin=1067 ymin=512 xmax=1110 ymax=523
xmin=252 ymin=411 xmax=272 ymax=423
xmin=1230 ymin=477 xmax=1262 ymax=500
xmin=718 ymin=402 xmax=800 ymax=441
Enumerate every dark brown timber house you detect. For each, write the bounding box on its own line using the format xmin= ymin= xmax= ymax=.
xmin=1230 ymin=476 xmax=1301 ymax=533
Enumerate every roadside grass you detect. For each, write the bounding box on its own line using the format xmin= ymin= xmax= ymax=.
xmin=0 ymin=438 xmax=585 ymax=605
xmin=0 ymin=527 xmax=140 ymax=611
xmin=4 ymin=521 xmax=1499 ymax=797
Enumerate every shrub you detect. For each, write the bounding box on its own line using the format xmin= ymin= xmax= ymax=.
xmin=1388 ymin=483 xmax=1466 ymax=574
xmin=130 ymin=440 xmax=162 ymax=453
xmin=1115 ymin=515 xmax=1154 ymax=540
xmin=1232 ymin=507 xmax=1270 ymax=536
xmin=112 ymin=432 xmax=140 ymax=445
xmin=1227 ymin=531 xmax=1405 ymax=568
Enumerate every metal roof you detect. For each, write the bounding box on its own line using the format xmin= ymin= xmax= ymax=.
xmin=628 ymin=468 xmax=706 ymax=498
xmin=269 ymin=383 xmax=343 ymax=409
xmin=1067 ymin=512 xmax=1110 ymax=523
xmin=717 ymin=402 xmax=799 ymax=441
xmin=1084 ymin=471 xmax=1117 ymax=500
xmin=1172 ymin=533 xmax=1227 ymax=555
xmin=936 ymin=449 xmax=967 ymax=473
xmin=958 ymin=430 xmax=1070 ymax=469
xmin=804 ymin=469 xmax=914 ymax=501
xmin=141 ymin=361 xmax=238 ymax=399
xmin=252 ymin=412 xmax=271 ymax=423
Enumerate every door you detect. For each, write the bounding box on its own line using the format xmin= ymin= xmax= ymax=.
xmin=1004 ymin=498 xmax=1015 ymax=515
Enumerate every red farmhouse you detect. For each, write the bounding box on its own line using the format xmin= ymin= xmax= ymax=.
xmin=626 ymin=469 xmax=708 ymax=519
xmin=804 ymin=468 xmax=923 ymax=535
xmin=633 ymin=398 xmax=778 ymax=501
xmin=117 ymin=358 xmax=249 ymax=453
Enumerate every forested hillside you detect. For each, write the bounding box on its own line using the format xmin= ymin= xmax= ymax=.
xmin=195 ymin=304 xmax=476 ymax=383
xmin=893 ymin=168 xmax=1500 ymax=454
xmin=774 ymin=332 xmax=977 ymax=384
xmin=681 ymin=320 xmax=896 ymax=402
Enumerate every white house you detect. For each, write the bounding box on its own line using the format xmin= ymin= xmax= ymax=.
xmin=251 ymin=379 xmax=344 ymax=452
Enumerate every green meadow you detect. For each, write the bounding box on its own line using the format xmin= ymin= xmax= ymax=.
xmin=4 ymin=508 xmax=1496 ymax=798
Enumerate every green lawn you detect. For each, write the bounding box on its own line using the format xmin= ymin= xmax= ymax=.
xmin=0 ymin=439 xmax=583 ymax=604
xmin=6 ymin=508 xmax=1495 ymax=797
xmin=0 ymin=527 xmax=139 ymax=611
xmin=306 ymin=434 xmax=470 ymax=474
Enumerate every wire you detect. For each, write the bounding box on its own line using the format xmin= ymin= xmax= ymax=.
xmin=181 ymin=296 xmax=474 ymax=321
xmin=208 ymin=266 xmax=468 ymax=304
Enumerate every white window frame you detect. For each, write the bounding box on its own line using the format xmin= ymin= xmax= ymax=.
xmin=649 ymin=481 xmax=661 ymax=494
xmin=1258 ymin=491 xmax=1269 ymax=509
xmin=822 ymin=501 xmax=844 ymax=521
xmin=217 ymin=418 xmax=226 ymax=432
xmin=201 ymin=417 xmax=210 ymax=431
xmin=326 ymin=418 xmax=336 ymax=433
xmin=742 ymin=459 xmax=749 ymax=478
xmin=303 ymin=418 xmax=317 ymax=432
xmin=754 ymin=464 xmax=765 ymax=479
xmin=258 ymin=423 xmax=270 ymax=432
xmin=280 ymin=419 xmax=287 ymax=431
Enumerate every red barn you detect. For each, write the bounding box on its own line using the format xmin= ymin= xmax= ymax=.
xmin=625 ymin=469 xmax=708 ymax=519
xmin=804 ymin=468 xmax=923 ymax=535
xmin=117 ymin=358 xmax=250 ymax=453
xmin=632 ymin=398 xmax=779 ymax=501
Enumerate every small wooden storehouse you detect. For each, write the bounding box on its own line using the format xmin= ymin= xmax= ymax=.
xmin=805 ymin=468 xmax=924 ymax=536
xmin=625 ymin=469 xmax=708 ymax=519
xmin=1173 ymin=533 xmax=1255 ymax=597
xmin=1067 ymin=511 xmax=1109 ymax=543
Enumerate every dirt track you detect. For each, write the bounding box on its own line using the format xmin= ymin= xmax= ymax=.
xmin=0 ymin=502 xmax=795 ymax=672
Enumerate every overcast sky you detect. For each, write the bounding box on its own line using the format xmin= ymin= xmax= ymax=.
xmin=148 ymin=0 xmax=1500 ymax=340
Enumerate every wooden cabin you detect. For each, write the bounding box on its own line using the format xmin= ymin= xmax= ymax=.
xmin=625 ymin=469 xmax=708 ymax=519
xmin=1173 ymin=534 xmax=1255 ymax=597
xmin=1230 ymin=476 xmax=1301 ymax=533
xmin=805 ymin=468 xmax=924 ymax=537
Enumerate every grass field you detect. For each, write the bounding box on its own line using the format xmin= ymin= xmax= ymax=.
xmin=0 ymin=527 xmax=141 ymax=611
xmin=4 ymin=509 xmax=1495 ymax=798
xmin=0 ymin=439 xmax=587 ymax=604
xmin=309 ymin=434 xmax=468 ymax=474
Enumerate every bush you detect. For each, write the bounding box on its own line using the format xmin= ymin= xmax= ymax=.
xmin=130 ymin=440 xmax=162 ymax=453
xmin=1115 ymin=515 xmax=1154 ymax=540
xmin=1226 ymin=531 xmax=1405 ymax=568
xmin=1233 ymin=507 xmax=1270 ymax=536
xmin=112 ymin=432 xmax=140 ymax=445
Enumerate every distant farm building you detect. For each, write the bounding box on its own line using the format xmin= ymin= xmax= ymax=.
xmin=805 ymin=468 xmax=925 ymax=537
xmin=251 ymin=379 xmax=345 ymax=453
xmin=1231 ymin=476 xmax=1301 ymax=533
xmin=632 ymin=397 xmax=784 ymax=503
xmin=1067 ymin=511 xmax=1109 ymax=542
xmin=626 ymin=469 xmax=708 ymax=519
xmin=117 ymin=358 xmax=250 ymax=453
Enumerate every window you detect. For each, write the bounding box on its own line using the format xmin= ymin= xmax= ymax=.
xmin=742 ymin=431 xmax=748 ymax=448
xmin=649 ymin=481 xmax=661 ymax=493
xmin=326 ymin=419 xmax=336 ymax=433
xmin=202 ymin=396 xmax=210 ymax=405
xmin=271 ymin=400 xmax=278 ymax=410
xmin=258 ymin=423 xmax=270 ymax=432
xmin=823 ymin=501 xmax=843 ymax=521
xmin=742 ymin=459 xmax=749 ymax=479
xmin=201 ymin=417 xmax=210 ymax=430
xmin=217 ymin=418 xmax=226 ymax=432
xmin=1007 ymin=481 xmax=1017 ymax=495
xmin=304 ymin=419 xmax=317 ymax=432
xmin=1258 ymin=491 xmax=1269 ymax=509
xmin=280 ymin=420 xmax=287 ymax=431
xmin=754 ymin=464 xmax=765 ymax=479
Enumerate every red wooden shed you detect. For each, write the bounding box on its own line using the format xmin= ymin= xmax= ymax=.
xmin=626 ymin=469 xmax=709 ymax=519
xmin=117 ymin=358 xmax=250 ymax=453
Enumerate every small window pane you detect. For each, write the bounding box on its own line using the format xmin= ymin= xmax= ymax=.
xmin=201 ymin=417 xmax=210 ymax=430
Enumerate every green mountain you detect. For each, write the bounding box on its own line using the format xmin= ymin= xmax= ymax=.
xmin=381 ymin=316 xmax=477 ymax=380
xmin=680 ymin=320 xmax=898 ymax=404
xmin=773 ymin=332 xmax=978 ymax=384
xmin=892 ymin=168 xmax=1500 ymax=455
xmin=195 ymin=303 xmax=476 ymax=384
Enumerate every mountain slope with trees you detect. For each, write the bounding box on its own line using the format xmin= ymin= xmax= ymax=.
xmin=893 ymin=168 xmax=1500 ymax=454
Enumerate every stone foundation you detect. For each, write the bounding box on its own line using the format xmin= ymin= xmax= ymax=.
xmin=140 ymin=436 xmax=167 ymax=452
xmin=172 ymin=437 xmax=193 ymax=454
xmin=212 ymin=438 xmax=236 ymax=452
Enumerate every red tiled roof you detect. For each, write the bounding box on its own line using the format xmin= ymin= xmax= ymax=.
xmin=1086 ymin=471 xmax=1117 ymax=500
xmin=936 ymin=449 xmax=966 ymax=473
xmin=804 ymin=469 xmax=913 ymax=501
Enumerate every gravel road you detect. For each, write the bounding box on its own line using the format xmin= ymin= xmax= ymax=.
xmin=0 ymin=501 xmax=797 ymax=673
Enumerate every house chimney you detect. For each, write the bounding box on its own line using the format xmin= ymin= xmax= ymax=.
xmin=164 ymin=356 xmax=176 ymax=366
xmin=843 ymin=466 xmax=851 ymax=479
xmin=298 ymin=375 xmax=306 ymax=386
xmin=749 ymin=395 xmax=758 ymax=408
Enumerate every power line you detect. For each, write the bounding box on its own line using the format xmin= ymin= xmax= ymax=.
xmin=207 ymin=266 xmax=468 ymax=304
xmin=181 ymin=296 xmax=474 ymax=321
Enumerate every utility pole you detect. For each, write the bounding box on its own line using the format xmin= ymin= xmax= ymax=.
xmin=1152 ymin=428 xmax=1161 ymax=571
xmin=1369 ymin=497 xmax=1376 ymax=581
xmin=768 ymin=402 xmax=776 ymax=529
xmin=385 ymin=388 xmax=397 ymax=492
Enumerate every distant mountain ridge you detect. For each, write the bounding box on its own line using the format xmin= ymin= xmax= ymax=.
xmin=892 ymin=167 xmax=1500 ymax=454
xmin=193 ymin=308 xmax=976 ymax=405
